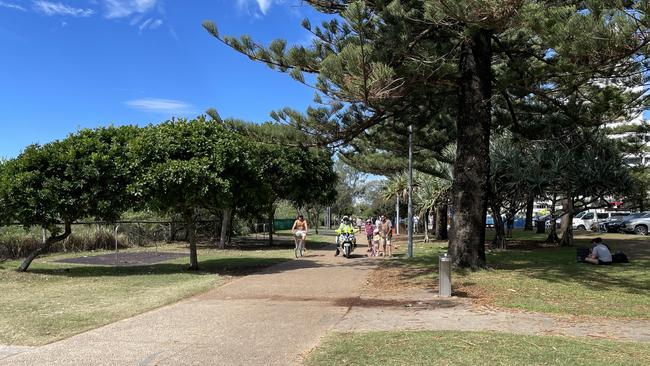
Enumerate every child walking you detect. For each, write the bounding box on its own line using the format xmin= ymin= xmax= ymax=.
xmin=369 ymin=229 xmax=380 ymax=257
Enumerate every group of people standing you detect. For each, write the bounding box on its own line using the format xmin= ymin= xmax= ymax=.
xmin=363 ymin=215 xmax=394 ymax=258
xmin=291 ymin=214 xmax=396 ymax=258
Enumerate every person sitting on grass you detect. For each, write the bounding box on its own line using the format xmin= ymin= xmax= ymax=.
xmin=584 ymin=237 xmax=612 ymax=265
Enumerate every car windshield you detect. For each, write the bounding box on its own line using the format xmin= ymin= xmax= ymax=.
xmin=575 ymin=212 xmax=587 ymax=219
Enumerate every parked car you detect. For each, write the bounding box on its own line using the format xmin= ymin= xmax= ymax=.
xmin=572 ymin=211 xmax=630 ymax=231
xmin=619 ymin=213 xmax=650 ymax=235
xmin=534 ymin=215 xmax=560 ymax=228
xmin=592 ymin=212 xmax=650 ymax=233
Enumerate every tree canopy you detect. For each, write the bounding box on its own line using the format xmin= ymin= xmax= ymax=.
xmin=0 ymin=118 xmax=337 ymax=271
xmin=205 ymin=0 xmax=648 ymax=269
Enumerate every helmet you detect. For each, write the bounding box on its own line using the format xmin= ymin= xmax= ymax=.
xmin=342 ymin=215 xmax=350 ymax=223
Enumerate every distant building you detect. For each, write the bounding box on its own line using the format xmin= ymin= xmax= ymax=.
xmin=606 ymin=111 xmax=650 ymax=166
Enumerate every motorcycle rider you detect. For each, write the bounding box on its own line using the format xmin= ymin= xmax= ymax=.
xmin=335 ymin=215 xmax=356 ymax=256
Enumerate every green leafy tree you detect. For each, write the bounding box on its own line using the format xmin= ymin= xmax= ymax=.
xmin=222 ymin=120 xmax=337 ymax=244
xmin=128 ymin=118 xmax=244 ymax=270
xmin=205 ymin=1 xmax=648 ymax=269
xmin=0 ymin=126 xmax=138 ymax=271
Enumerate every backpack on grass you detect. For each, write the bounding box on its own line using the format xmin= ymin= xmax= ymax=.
xmin=576 ymin=247 xmax=590 ymax=263
xmin=612 ymin=252 xmax=629 ymax=264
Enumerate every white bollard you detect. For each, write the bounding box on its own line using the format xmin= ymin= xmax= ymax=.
xmin=438 ymin=254 xmax=452 ymax=297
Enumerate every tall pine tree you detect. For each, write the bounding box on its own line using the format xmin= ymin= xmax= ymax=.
xmin=204 ymin=0 xmax=648 ymax=269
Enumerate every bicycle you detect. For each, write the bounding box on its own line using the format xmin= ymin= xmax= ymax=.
xmin=294 ymin=231 xmax=306 ymax=258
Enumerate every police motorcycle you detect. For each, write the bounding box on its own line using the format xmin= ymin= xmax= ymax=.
xmin=340 ymin=232 xmax=356 ymax=258
xmin=335 ymin=216 xmax=357 ymax=258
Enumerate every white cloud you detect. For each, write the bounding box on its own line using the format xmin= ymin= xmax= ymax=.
xmin=0 ymin=1 xmax=26 ymax=11
xmin=256 ymin=0 xmax=272 ymax=14
xmin=138 ymin=17 xmax=152 ymax=31
xmin=148 ymin=18 xmax=162 ymax=29
xmin=33 ymin=1 xmax=94 ymax=17
xmin=125 ymin=98 xmax=194 ymax=114
xmin=237 ymin=0 xmax=280 ymax=16
xmin=103 ymin=0 xmax=156 ymax=18
xmin=137 ymin=17 xmax=162 ymax=32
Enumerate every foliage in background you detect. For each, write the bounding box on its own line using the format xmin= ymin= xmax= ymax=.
xmin=0 ymin=118 xmax=337 ymax=270
xmin=0 ymin=126 xmax=138 ymax=271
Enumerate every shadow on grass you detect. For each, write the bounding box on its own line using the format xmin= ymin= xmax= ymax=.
xmin=380 ymin=239 xmax=650 ymax=297
xmin=26 ymin=256 xmax=292 ymax=278
xmin=193 ymin=233 xmax=334 ymax=252
xmin=485 ymin=247 xmax=650 ymax=296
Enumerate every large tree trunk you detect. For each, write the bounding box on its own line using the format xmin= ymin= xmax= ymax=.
xmin=558 ymin=198 xmax=574 ymax=247
xmin=307 ymin=207 xmax=321 ymax=235
xmin=490 ymin=207 xmax=506 ymax=249
xmin=219 ymin=208 xmax=232 ymax=249
xmin=435 ymin=204 xmax=448 ymax=240
xmin=18 ymin=222 xmax=72 ymax=272
xmin=524 ymin=195 xmax=534 ymax=231
xmin=448 ymin=29 xmax=492 ymax=270
xmin=268 ymin=205 xmax=275 ymax=246
xmin=185 ymin=213 xmax=199 ymax=270
xmin=545 ymin=196 xmax=560 ymax=243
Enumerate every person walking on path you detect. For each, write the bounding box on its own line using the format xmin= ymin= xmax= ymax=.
xmin=292 ymin=215 xmax=308 ymax=252
xmin=413 ymin=216 xmax=419 ymax=234
xmin=379 ymin=215 xmax=393 ymax=257
xmin=369 ymin=228 xmax=380 ymax=257
xmin=364 ymin=219 xmax=374 ymax=252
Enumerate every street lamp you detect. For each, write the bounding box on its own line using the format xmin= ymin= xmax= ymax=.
xmin=407 ymin=124 xmax=414 ymax=258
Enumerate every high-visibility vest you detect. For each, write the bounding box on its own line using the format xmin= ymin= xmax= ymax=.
xmin=336 ymin=223 xmax=355 ymax=234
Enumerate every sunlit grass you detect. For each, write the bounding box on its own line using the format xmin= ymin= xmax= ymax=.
xmin=305 ymin=330 xmax=650 ymax=366
xmin=384 ymin=231 xmax=650 ymax=319
xmin=0 ymin=231 xmax=334 ymax=346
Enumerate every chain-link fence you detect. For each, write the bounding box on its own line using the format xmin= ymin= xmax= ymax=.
xmin=0 ymin=220 xmax=222 ymax=261
xmin=1 ymin=218 xmax=291 ymax=261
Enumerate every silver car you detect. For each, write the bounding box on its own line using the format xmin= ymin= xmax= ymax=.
xmin=619 ymin=214 xmax=650 ymax=235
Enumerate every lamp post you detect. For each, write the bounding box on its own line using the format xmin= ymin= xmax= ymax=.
xmin=407 ymin=124 xmax=414 ymax=258
xmin=396 ymin=195 xmax=400 ymax=235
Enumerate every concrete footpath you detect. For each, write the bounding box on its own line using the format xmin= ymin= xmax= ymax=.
xmin=0 ymin=246 xmax=375 ymax=366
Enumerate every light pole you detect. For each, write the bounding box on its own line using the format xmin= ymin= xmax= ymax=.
xmin=407 ymin=124 xmax=414 ymax=258
xmin=396 ymin=195 xmax=400 ymax=235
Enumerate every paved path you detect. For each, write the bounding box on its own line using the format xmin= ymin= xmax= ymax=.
xmin=0 ymin=245 xmax=375 ymax=366
xmin=4 ymin=239 xmax=649 ymax=365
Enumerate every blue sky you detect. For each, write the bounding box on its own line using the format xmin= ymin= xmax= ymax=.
xmin=0 ymin=0 xmax=328 ymax=158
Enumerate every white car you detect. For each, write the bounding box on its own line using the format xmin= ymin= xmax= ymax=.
xmin=572 ymin=211 xmax=630 ymax=231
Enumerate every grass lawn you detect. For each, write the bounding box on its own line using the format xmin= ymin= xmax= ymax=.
xmin=384 ymin=231 xmax=650 ymax=319
xmin=305 ymin=330 xmax=650 ymax=366
xmin=0 ymin=232 xmax=332 ymax=346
